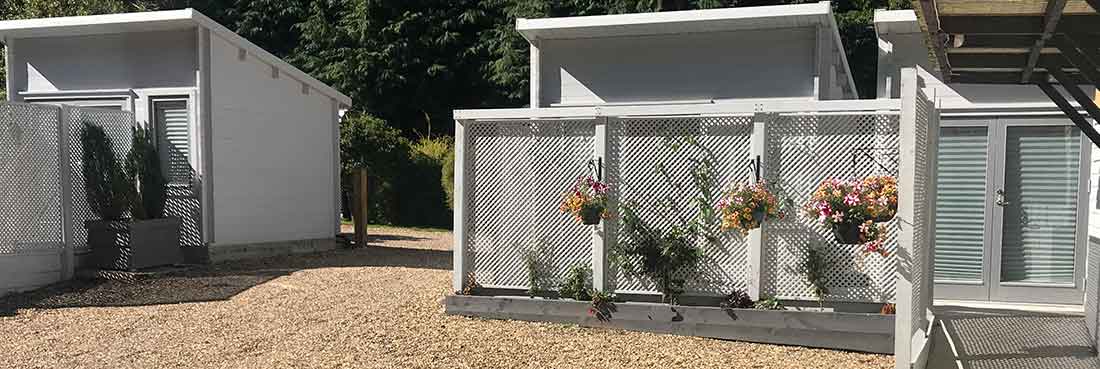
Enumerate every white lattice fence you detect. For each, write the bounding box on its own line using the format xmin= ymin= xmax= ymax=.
xmin=465 ymin=120 xmax=597 ymax=288
xmin=764 ymin=113 xmax=901 ymax=302
xmin=608 ymin=116 xmax=754 ymax=295
xmin=66 ymin=107 xmax=135 ymax=251
xmin=0 ymin=103 xmax=64 ymax=253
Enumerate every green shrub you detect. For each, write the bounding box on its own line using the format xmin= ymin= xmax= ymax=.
xmin=340 ymin=113 xmax=454 ymax=228
xmin=81 ymin=123 xmax=130 ymax=221
xmin=125 ymin=126 xmax=167 ymax=220
xmin=442 ymin=148 xmax=455 ymax=210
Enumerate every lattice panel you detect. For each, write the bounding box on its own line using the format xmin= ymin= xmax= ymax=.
xmin=0 ymin=103 xmax=63 ymax=253
xmin=66 ymin=107 xmax=134 ymax=251
xmin=167 ymin=186 xmax=203 ymax=248
xmin=465 ymin=120 xmax=596 ymax=289
xmin=910 ymin=90 xmax=934 ymax=331
xmin=607 ymin=116 xmax=754 ymax=295
xmin=764 ymin=113 xmax=900 ymax=302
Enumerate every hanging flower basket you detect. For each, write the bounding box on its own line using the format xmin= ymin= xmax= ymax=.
xmin=560 ymin=175 xmax=610 ymax=225
xmin=804 ymin=176 xmax=898 ymax=257
xmin=830 ymin=221 xmax=862 ymax=244
xmin=579 ymin=203 xmax=604 ymax=225
xmin=716 ymin=181 xmax=784 ymax=234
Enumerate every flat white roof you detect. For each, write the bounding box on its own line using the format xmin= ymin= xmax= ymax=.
xmin=517 ymin=2 xmax=833 ymax=41
xmin=873 ymin=9 xmax=922 ymax=35
xmin=0 ymin=9 xmax=351 ymax=106
xmin=516 ymin=1 xmax=857 ymax=98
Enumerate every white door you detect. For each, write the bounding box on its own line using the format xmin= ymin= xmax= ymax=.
xmin=934 ymin=117 xmax=1088 ymax=304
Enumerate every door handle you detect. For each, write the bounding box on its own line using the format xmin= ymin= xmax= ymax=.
xmin=995 ymin=189 xmax=1010 ymax=206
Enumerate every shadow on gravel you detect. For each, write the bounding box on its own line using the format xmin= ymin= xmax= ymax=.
xmin=0 ymin=245 xmax=451 ymax=316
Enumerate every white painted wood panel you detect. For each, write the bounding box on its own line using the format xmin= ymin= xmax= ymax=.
xmin=207 ymin=32 xmax=337 ymax=246
xmin=10 ymin=29 xmax=197 ymax=93
xmin=538 ymin=28 xmax=817 ymax=107
xmin=0 ymin=251 xmax=62 ymax=296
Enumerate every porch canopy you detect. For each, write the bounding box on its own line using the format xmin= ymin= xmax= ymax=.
xmin=915 ymin=0 xmax=1100 ymax=145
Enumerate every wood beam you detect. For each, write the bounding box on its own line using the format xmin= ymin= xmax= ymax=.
xmin=1049 ymin=68 xmax=1100 ymax=122
xmin=918 ymin=0 xmax=952 ymax=83
xmin=1037 ymin=79 xmax=1100 ymax=148
xmin=1087 ymin=0 xmax=1100 ymax=12
xmin=935 ymin=0 xmax=1096 ymax=16
xmin=1056 ymin=35 xmax=1100 ymax=90
xmin=939 ymin=15 xmax=1099 ymax=34
xmin=951 ymin=53 xmax=1067 ymax=69
xmin=1021 ymin=0 xmax=1068 ymax=83
xmin=954 ymin=70 xmax=1089 ymax=84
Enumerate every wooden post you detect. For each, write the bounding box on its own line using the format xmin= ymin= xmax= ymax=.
xmin=352 ymin=168 xmax=369 ymax=246
xmin=746 ymin=112 xmax=773 ymax=301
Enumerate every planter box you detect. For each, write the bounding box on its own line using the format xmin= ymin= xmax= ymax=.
xmin=445 ymin=295 xmax=895 ymax=354
xmin=87 ymin=218 xmax=182 ymax=271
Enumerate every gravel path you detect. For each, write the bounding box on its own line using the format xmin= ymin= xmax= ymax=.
xmin=0 ymin=227 xmax=893 ymax=369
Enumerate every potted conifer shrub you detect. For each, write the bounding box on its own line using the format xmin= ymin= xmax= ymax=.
xmin=84 ymin=123 xmax=182 ymax=271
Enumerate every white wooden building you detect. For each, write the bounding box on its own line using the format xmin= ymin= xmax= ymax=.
xmin=0 ymin=9 xmax=350 ymax=295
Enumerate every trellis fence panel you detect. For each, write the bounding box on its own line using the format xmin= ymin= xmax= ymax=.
xmin=608 ymin=116 xmax=753 ymax=295
xmin=0 ymin=103 xmax=64 ymax=254
xmin=65 ymin=107 xmax=135 ymax=253
xmin=764 ymin=112 xmax=900 ymax=302
xmin=463 ymin=120 xmax=597 ymax=289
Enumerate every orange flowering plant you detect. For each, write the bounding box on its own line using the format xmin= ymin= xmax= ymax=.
xmin=716 ymin=181 xmax=784 ymax=234
xmin=803 ymin=176 xmax=898 ymax=256
xmin=559 ymin=175 xmax=610 ymax=225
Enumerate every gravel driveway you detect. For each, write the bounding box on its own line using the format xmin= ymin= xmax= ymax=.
xmin=0 ymin=226 xmax=892 ymax=369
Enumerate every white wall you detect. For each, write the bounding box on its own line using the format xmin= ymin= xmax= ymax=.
xmin=9 ymin=29 xmax=196 ymax=94
xmin=208 ymin=32 xmax=337 ymax=246
xmin=537 ymin=27 xmax=817 ymax=106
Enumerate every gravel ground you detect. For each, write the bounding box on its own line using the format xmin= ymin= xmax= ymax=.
xmin=0 ymin=226 xmax=893 ymax=369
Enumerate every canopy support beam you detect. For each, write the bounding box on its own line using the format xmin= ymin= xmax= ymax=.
xmin=1037 ymin=77 xmax=1100 ymax=149
xmin=1021 ymin=0 xmax=1067 ymax=83
xmin=1056 ymin=35 xmax=1100 ymax=91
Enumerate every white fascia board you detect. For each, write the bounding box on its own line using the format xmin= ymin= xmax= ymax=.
xmin=873 ymin=10 xmax=921 ymax=35
xmin=454 ymin=99 xmax=901 ymax=121
xmin=0 ymin=9 xmax=352 ymax=108
xmin=517 ymin=1 xmax=831 ymax=41
xmin=825 ymin=6 xmax=859 ymax=98
xmin=188 ymin=10 xmax=352 ymax=107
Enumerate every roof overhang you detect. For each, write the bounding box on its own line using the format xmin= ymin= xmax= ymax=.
xmin=516 ymin=1 xmax=858 ymax=99
xmin=0 ymin=9 xmax=352 ymax=107
xmin=517 ymin=2 xmax=833 ymax=41
xmin=913 ymin=0 xmax=1100 ymax=146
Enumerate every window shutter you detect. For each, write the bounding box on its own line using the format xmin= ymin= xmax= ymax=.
xmin=154 ymin=100 xmax=191 ymax=185
xmin=934 ymin=127 xmax=989 ymax=282
xmin=1000 ymin=126 xmax=1080 ymax=284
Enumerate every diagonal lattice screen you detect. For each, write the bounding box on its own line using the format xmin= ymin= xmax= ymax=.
xmin=66 ymin=107 xmax=135 ymax=251
xmin=607 ymin=116 xmax=754 ymax=295
xmin=764 ymin=113 xmax=901 ymax=302
xmin=465 ymin=120 xmax=597 ymax=289
xmin=0 ymin=103 xmax=64 ymax=253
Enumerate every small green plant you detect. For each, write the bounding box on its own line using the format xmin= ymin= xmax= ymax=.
xmin=720 ymin=288 xmax=754 ymax=310
xmin=125 ymin=126 xmax=168 ymax=220
xmin=523 ymin=241 xmax=556 ymax=297
xmin=559 ymin=264 xmax=592 ymax=301
xmin=615 ymin=207 xmax=702 ymax=304
xmin=587 ymin=289 xmax=616 ymax=321
xmin=799 ymin=244 xmax=832 ymax=303
xmin=754 ymin=295 xmax=784 ymax=310
xmin=81 ymin=122 xmax=131 ymax=220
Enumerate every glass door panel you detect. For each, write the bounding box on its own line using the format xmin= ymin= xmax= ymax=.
xmin=999 ymin=125 xmax=1081 ymax=285
xmin=935 ymin=127 xmax=990 ymax=283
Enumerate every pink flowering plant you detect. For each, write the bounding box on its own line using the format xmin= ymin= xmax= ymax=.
xmin=803 ymin=176 xmax=898 ymax=256
xmin=559 ymin=175 xmax=611 ymax=225
xmin=716 ymin=181 xmax=784 ymax=234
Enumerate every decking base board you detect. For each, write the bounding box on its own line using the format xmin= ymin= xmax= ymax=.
xmin=445 ymin=295 xmax=895 ymax=354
